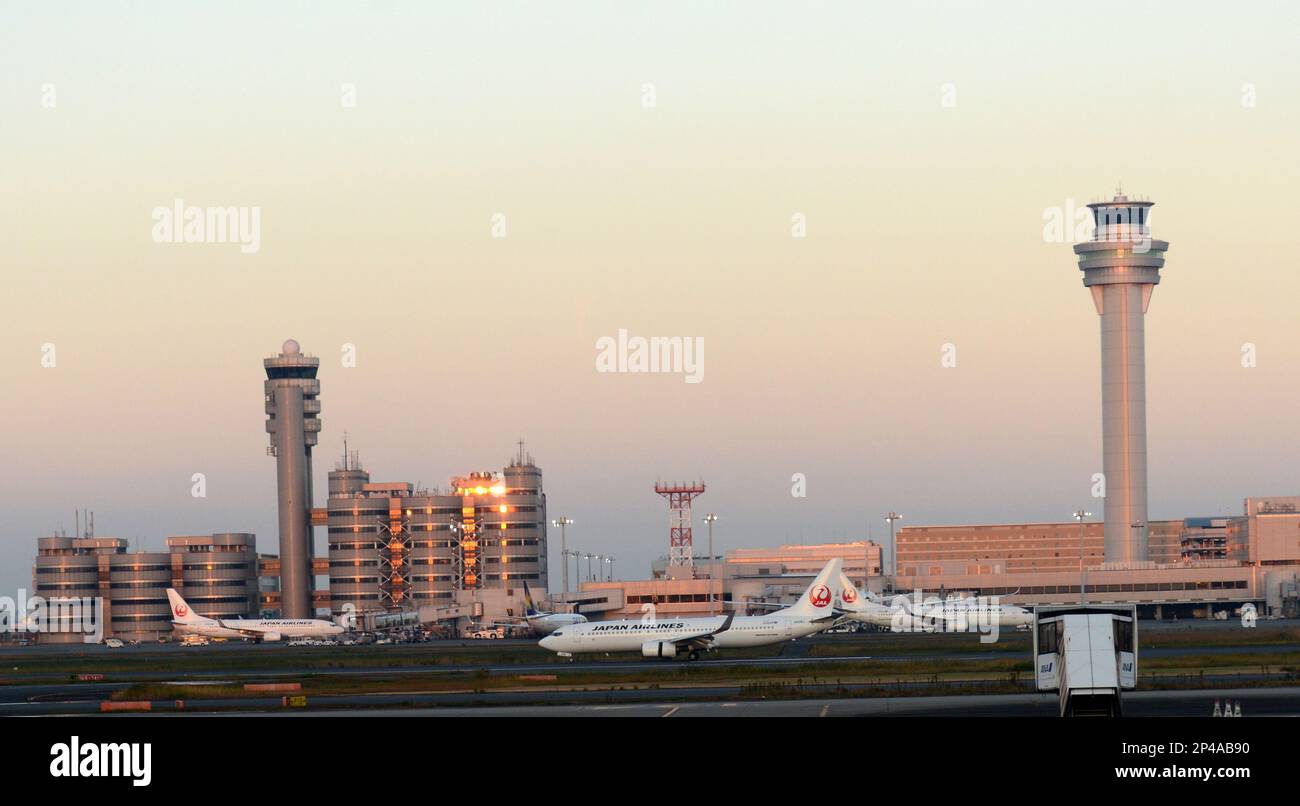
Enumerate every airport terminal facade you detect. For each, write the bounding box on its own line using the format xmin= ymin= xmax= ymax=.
xmin=891 ymin=498 xmax=1300 ymax=618
xmin=894 ymin=496 xmax=1300 ymax=616
xmin=30 ymin=533 xmax=259 ymax=643
xmin=321 ymin=446 xmax=549 ymax=627
xmin=562 ymin=515 xmax=1299 ymax=622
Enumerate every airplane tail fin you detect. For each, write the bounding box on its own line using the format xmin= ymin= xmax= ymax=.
xmin=835 ymin=571 xmax=865 ymax=611
xmin=166 ymin=588 xmax=208 ymax=624
xmin=522 ymin=580 xmax=539 ymax=617
xmin=785 ymin=558 xmax=842 ymax=618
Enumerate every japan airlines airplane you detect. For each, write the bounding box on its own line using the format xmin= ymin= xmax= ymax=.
xmin=833 ymin=575 xmax=1032 ymax=630
xmin=167 ymin=589 xmax=344 ymax=642
xmin=520 ymin=580 xmax=587 ymax=635
xmin=926 ymin=595 xmax=1033 ymax=629
xmin=831 ymin=572 xmax=903 ymax=629
xmin=538 ymin=558 xmax=843 ymax=661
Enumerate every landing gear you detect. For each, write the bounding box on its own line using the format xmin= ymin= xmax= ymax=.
xmin=687 ymin=650 xmax=700 ymax=662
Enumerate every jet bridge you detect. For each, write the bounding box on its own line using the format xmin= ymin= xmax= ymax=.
xmin=358 ymin=602 xmax=483 ymax=632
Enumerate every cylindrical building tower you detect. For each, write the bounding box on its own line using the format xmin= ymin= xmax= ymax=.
xmin=264 ymin=339 xmax=321 ymax=618
xmin=1073 ymin=193 xmax=1170 ymax=564
xmin=32 ymin=536 xmax=124 ymax=643
xmin=499 ymin=451 xmax=548 ymax=591
xmin=166 ymin=533 xmax=259 ymax=620
xmin=326 ymin=450 xmax=382 ymax=616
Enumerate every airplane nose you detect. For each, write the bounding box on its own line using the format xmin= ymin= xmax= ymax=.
xmin=539 ymin=635 xmax=555 ymax=649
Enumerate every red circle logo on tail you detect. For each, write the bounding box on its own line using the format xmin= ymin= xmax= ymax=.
xmin=811 ymin=584 xmax=831 ymax=608
xmin=842 ymin=587 xmax=858 ymax=604
xmin=175 ymin=604 xmax=188 ymax=617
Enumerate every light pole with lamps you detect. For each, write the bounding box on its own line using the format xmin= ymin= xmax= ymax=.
xmin=1073 ymin=509 xmax=1092 ymax=604
xmin=703 ymin=513 xmax=719 ymax=614
xmin=562 ymin=549 xmax=579 ymax=595
xmin=884 ymin=512 xmax=902 ymax=589
xmin=551 ymin=517 xmax=573 ymax=596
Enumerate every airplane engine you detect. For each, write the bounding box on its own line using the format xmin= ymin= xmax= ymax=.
xmin=641 ymin=640 xmax=679 ymax=659
xmin=260 ymin=631 xmax=282 ymax=642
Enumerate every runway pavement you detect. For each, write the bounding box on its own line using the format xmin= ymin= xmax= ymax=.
xmin=5 ymin=673 xmax=1296 ymax=716
xmin=211 ymin=687 xmax=1300 ymax=718
xmin=3 ymin=620 xmax=1296 ymax=716
xmin=3 ymin=642 xmax=1295 ymax=685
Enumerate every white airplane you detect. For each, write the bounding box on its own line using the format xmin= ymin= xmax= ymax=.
xmin=835 ymin=576 xmax=1032 ymax=630
xmin=539 ymin=558 xmax=844 ymax=661
xmin=927 ymin=595 xmax=1034 ymax=629
xmin=167 ymin=588 xmax=344 ymax=642
xmin=520 ymin=580 xmax=587 ymax=635
xmin=831 ymin=572 xmax=904 ymax=629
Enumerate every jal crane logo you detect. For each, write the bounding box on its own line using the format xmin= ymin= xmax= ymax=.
xmin=810 ymin=584 xmax=832 ymax=608
xmin=174 ymin=603 xmax=188 ymax=618
xmin=841 ymin=586 xmax=858 ymax=604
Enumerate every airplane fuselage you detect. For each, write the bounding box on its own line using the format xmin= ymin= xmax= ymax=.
xmin=527 ymin=613 xmax=587 ymax=636
xmin=929 ymin=603 xmax=1034 ymax=628
xmin=841 ymin=602 xmax=1032 ymax=630
xmin=540 ymin=613 xmax=826 ymax=655
xmin=173 ymin=618 xmax=344 ymax=641
xmin=840 ymin=604 xmax=907 ymax=629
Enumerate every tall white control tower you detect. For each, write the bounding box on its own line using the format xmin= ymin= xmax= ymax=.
xmin=1073 ymin=192 xmax=1169 ymax=564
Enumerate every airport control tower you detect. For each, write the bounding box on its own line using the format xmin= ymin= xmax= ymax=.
xmin=1073 ymin=192 xmax=1170 ymax=564
xmin=264 ymin=339 xmax=321 ymax=618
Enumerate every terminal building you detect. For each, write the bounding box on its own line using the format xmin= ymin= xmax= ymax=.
xmin=895 ymin=520 xmax=1187 ymax=575
xmin=892 ymin=497 xmax=1300 ymax=618
xmin=561 ymin=498 xmax=1300 ymax=623
xmin=30 ymin=532 xmax=259 ymax=643
xmin=321 ymin=443 xmax=549 ymax=630
xmin=257 ymin=341 xmax=551 ymax=631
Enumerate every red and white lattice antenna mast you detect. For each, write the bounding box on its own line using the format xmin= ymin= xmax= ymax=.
xmin=654 ymin=480 xmax=706 ymax=575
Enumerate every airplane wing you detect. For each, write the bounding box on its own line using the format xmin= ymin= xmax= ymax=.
xmin=724 ymin=599 xmax=852 ymax=619
xmin=664 ymin=613 xmax=734 ymax=650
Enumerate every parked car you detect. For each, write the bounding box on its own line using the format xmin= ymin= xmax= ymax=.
xmin=104 ymin=638 xmax=124 ymax=648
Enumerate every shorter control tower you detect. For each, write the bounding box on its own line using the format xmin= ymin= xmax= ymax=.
xmin=264 ymin=339 xmax=321 ymax=618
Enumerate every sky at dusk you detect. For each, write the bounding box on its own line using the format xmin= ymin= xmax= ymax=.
xmin=3 ymin=1 xmax=1299 ymax=596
